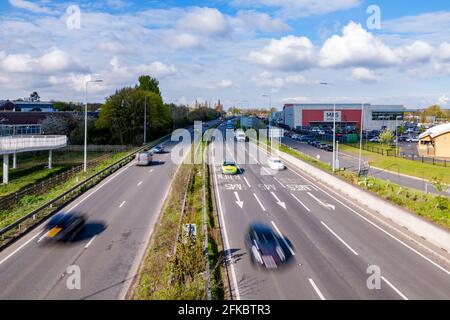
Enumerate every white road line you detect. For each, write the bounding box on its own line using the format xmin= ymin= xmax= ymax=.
xmin=270 ymin=192 xmax=287 ymax=210
xmin=243 ymin=177 xmax=251 ymax=188
xmin=119 ymin=201 xmax=126 ymax=208
xmin=137 ymin=181 xmax=143 ymax=187
xmin=271 ymin=221 xmax=295 ymax=256
xmin=253 ymin=193 xmax=266 ymax=212
xmin=212 ymin=144 xmax=241 ymax=300
xmin=382 ymin=276 xmax=409 ymax=300
xmin=0 ymin=233 xmax=40 ymax=266
xmin=321 ymin=221 xmax=359 ymax=256
xmin=291 ymin=193 xmax=311 ymax=212
xmin=84 ymin=235 xmax=97 ymax=249
xmin=309 ymin=278 xmax=326 ymax=300
xmin=286 ymin=163 xmax=450 ymax=274
xmin=273 ymin=177 xmax=286 ymax=188
xmin=307 ymin=192 xmax=332 ymax=210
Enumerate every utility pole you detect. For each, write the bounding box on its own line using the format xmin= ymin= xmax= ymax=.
xmin=144 ymin=95 xmax=147 ymax=144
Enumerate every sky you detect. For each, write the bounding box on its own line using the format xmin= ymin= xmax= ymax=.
xmin=1 ymin=0 xmax=450 ymax=110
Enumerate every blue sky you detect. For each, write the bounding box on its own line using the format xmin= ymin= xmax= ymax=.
xmin=1 ymin=0 xmax=450 ymax=109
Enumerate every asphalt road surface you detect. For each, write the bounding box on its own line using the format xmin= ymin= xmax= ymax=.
xmin=0 ymin=127 xmax=201 ymax=300
xmin=211 ymin=125 xmax=450 ymax=300
xmin=281 ymin=137 xmax=448 ymax=195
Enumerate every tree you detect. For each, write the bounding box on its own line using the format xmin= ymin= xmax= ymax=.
xmin=30 ymin=92 xmax=40 ymax=102
xmin=40 ymin=115 xmax=70 ymax=135
xmin=397 ymin=125 xmax=406 ymax=136
xmin=379 ymin=129 xmax=394 ymax=146
xmin=137 ymin=75 xmax=161 ymax=97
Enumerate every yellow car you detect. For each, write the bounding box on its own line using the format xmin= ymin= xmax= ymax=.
xmin=222 ymin=161 xmax=238 ymax=175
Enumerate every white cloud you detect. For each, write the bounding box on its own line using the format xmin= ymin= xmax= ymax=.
xmin=134 ymin=61 xmax=177 ymax=79
xmin=248 ymin=35 xmax=316 ymax=71
xmin=395 ymin=41 xmax=433 ymax=65
xmin=177 ymin=7 xmax=231 ymax=37
xmin=319 ymin=22 xmax=400 ymax=68
xmin=8 ymin=0 xmax=53 ymax=14
xmin=169 ymin=33 xmax=200 ymax=49
xmin=351 ymin=67 xmax=378 ymax=83
xmin=97 ymin=41 xmax=128 ymax=54
xmin=252 ymin=71 xmax=309 ymax=88
xmin=217 ymin=79 xmax=234 ymax=89
xmin=232 ymin=11 xmax=290 ymax=33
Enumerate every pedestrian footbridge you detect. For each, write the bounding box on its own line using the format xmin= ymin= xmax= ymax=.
xmin=1 ymin=135 xmax=67 ymax=184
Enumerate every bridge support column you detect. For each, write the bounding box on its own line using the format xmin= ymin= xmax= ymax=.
xmin=13 ymin=153 xmax=17 ymax=169
xmin=3 ymin=154 xmax=9 ymax=185
xmin=48 ymin=150 xmax=52 ymax=170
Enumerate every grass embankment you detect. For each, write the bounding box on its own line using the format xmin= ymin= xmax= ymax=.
xmin=338 ymin=144 xmax=450 ymax=184
xmin=0 ymin=151 xmax=108 ymax=197
xmin=0 ymin=151 xmax=131 ymax=231
xmin=133 ymin=143 xmax=225 ymax=300
xmin=280 ymin=144 xmax=450 ymax=229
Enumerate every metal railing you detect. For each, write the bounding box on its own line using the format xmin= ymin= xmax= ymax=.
xmin=0 ymin=135 xmax=67 ymax=155
xmin=0 ymin=134 xmax=170 ymax=248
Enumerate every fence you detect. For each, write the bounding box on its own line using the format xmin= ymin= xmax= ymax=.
xmin=345 ymin=143 xmax=449 ymax=167
xmin=0 ymin=134 xmax=170 ymax=248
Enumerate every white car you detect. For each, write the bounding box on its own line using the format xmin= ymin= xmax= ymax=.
xmin=267 ymin=157 xmax=286 ymax=170
xmin=369 ymin=137 xmax=380 ymax=143
xmin=406 ymin=137 xmax=419 ymax=142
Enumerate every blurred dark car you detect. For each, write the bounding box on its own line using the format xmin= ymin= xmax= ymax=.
xmin=319 ymin=143 xmax=328 ymax=150
xmin=153 ymin=145 xmax=165 ymax=154
xmin=324 ymin=144 xmax=333 ymax=152
xmin=42 ymin=213 xmax=86 ymax=242
xmin=245 ymin=223 xmax=290 ymax=269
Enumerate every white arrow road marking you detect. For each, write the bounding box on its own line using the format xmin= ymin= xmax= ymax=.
xmin=271 ymin=221 xmax=295 ymax=256
xmin=119 ymin=201 xmax=126 ymax=208
xmin=273 ymin=177 xmax=286 ymax=188
xmin=307 ymin=192 xmax=335 ymax=210
xmin=253 ymin=193 xmax=266 ymax=212
xmin=234 ymin=192 xmax=244 ymax=209
xmin=271 ymin=192 xmax=286 ymax=210
xmin=291 ymin=193 xmax=311 ymax=212
xmin=137 ymin=181 xmax=143 ymax=187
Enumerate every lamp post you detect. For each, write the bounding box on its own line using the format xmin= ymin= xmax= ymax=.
xmin=262 ymin=94 xmax=272 ymax=148
xmin=319 ymin=82 xmax=338 ymax=172
xmin=358 ymin=103 xmax=365 ymax=173
xmin=84 ymin=79 xmax=103 ymax=172
xmin=395 ymin=115 xmax=402 ymax=156
xmin=144 ymin=95 xmax=147 ymax=144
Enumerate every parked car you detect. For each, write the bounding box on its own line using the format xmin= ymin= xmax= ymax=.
xmin=136 ymin=151 xmax=153 ymax=166
xmin=324 ymin=144 xmax=333 ymax=152
xmin=267 ymin=157 xmax=286 ymax=170
xmin=245 ymin=223 xmax=290 ymax=270
xmin=369 ymin=137 xmax=381 ymax=143
xmin=406 ymin=137 xmax=419 ymax=142
xmin=41 ymin=213 xmax=86 ymax=242
xmin=319 ymin=143 xmax=328 ymax=149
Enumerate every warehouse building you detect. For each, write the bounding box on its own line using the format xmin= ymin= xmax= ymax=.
xmin=283 ymin=103 xmax=406 ymax=131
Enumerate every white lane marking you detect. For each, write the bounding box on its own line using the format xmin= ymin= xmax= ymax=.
xmin=119 ymin=201 xmax=126 ymax=208
xmin=273 ymin=177 xmax=286 ymax=188
xmin=271 ymin=221 xmax=295 ymax=256
xmin=37 ymin=232 xmax=48 ymax=243
xmin=253 ymin=193 xmax=266 ymax=212
xmin=84 ymin=235 xmax=97 ymax=249
xmin=291 ymin=193 xmax=311 ymax=212
xmin=0 ymin=233 xmax=40 ymax=266
xmin=309 ymin=278 xmax=326 ymax=300
xmin=286 ymin=164 xmax=450 ymax=274
xmin=137 ymin=181 xmax=143 ymax=187
xmin=382 ymin=276 xmax=409 ymax=300
xmin=321 ymin=221 xmax=359 ymax=256
xmin=0 ymin=160 xmax=136 ymax=266
xmin=212 ymin=144 xmax=241 ymax=300
xmin=243 ymin=177 xmax=251 ymax=188
xmin=270 ymin=192 xmax=287 ymax=210
xmin=307 ymin=192 xmax=335 ymax=210
xmin=234 ymin=192 xmax=244 ymax=209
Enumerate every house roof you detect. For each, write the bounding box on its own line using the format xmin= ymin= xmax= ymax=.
xmin=419 ymin=123 xmax=450 ymax=139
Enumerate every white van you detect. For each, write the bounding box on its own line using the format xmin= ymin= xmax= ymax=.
xmin=136 ymin=151 xmax=153 ymax=166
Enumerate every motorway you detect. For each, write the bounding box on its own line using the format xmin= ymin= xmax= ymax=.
xmin=212 ymin=123 xmax=450 ymax=299
xmin=281 ymin=137 xmax=448 ymax=195
xmin=0 ymin=128 xmax=198 ymax=299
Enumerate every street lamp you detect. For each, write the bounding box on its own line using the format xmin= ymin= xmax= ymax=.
xmin=319 ymin=82 xmax=338 ymax=172
xmin=84 ymin=79 xmax=103 ymax=172
xmin=395 ymin=115 xmax=402 ymax=156
xmin=358 ymin=103 xmax=365 ymax=173
xmin=262 ymin=94 xmax=272 ymax=149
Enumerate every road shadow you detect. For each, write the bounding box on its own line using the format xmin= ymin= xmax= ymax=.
xmin=150 ymin=161 xmax=165 ymax=166
xmin=72 ymin=221 xmax=108 ymax=242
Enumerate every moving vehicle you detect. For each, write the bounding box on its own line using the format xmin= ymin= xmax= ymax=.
xmin=42 ymin=213 xmax=86 ymax=242
xmin=267 ymin=157 xmax=286 ymax=170
xmin=152 ymin=145 xmax=165 ymax=154
xmin=221 ymin=161 xmax=238 ymax=175
xmin=235 ymin=129 xmax=248 ymax=142
xmin=136 ymin=151 xmax=153 ymax=166
xmin=245 ymin=223 xmax=289 ymax=269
